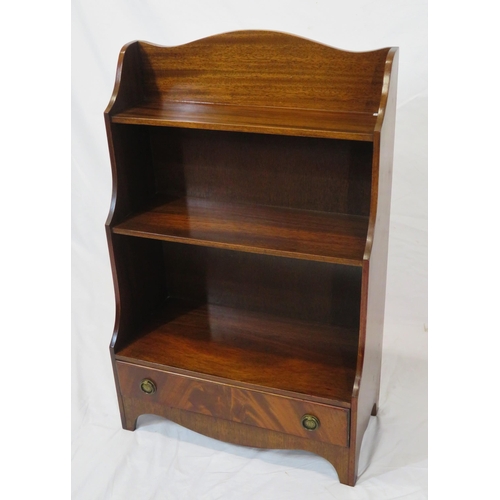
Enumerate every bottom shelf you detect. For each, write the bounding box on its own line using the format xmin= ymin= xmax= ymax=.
xmin=115 ymin=299 xmax=358 ymax=405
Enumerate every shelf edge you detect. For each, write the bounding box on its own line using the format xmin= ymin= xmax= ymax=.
xmin=111 ymin=227 xmax=365 ymax=267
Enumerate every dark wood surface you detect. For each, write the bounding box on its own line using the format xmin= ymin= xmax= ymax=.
xmin=116 ymin=299 xmax=358 ymax=405
xmin=161 ymin=243 xmax=362 ymax=328
xmin=105 ymin=123 xmax=156 ymax=225
xmin=104 ymin=41 xmax=143 ymax=117
xmin=107 ymin=234 xmax=167 ymax=353
xmin=113 ymin=197 xmax=368 ymax=265
xmin=107 ymin=31 xmax=390 ymax=141
xmin=349 ymin=48 xmax=399 ymax=480
xmin=112 ymin=101 xmax=377 ymax=141
xmin=104 ymin=30 xmax=398 ymax=486
xmin=136 ymin=31 xmax=388 ymax=114
xmin=150 ymin=128 xmax=373 ymax=216
xmin=109 ymin=236 xmax=362 ymax=331
xmin=116 ymin=361 xmax=349 ymax=446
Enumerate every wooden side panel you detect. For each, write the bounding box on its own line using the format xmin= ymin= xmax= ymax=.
xmin=349 ymin=48 xmax=399 ymax=480
xmin=137 ymin=31 xmax=389 ymax=113
xmin=105 ymin=124 xmax=156 ymax=225
xmin=116 ymin=361 xmax=349 ymax=447
xmin=104 ymin=41 xmax=144 ymax=116
xmin=107 ymin=234 xmax=167 ymax=353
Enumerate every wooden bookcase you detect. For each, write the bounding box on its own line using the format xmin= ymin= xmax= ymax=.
xmin=104 ymin=31 xmax=398 ymax=486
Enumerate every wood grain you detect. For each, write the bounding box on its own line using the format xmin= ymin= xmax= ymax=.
xmin=116 ymin=361 xmax=349 ymax=446
xmin=349 ymin=47 xmax=399 ymax=481
xmin=150 ymin=128 xmax=373 ymax=216
xmin=112 ymin=197 xmax=369 ymax=266
xmin=136 ymin=31 xmax=389 ymax=114
xmin=112 ymin=101 xmax=377 ymax=141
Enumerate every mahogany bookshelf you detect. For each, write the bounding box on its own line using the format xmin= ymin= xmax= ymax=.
xmin=104 ymin=30 xmax=398 ymax=486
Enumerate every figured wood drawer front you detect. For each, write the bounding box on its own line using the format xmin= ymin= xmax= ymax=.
xmin=116 ymin=362 xmax=349 ymax=447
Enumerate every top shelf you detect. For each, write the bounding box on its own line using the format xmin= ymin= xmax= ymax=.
xmin=111 ymin=101 xmax=377 ymax=141
xmin=106 ymin=33 xmax=395 ymax=142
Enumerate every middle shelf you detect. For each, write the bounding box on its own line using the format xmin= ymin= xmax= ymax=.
xmin=112 ymin=196 xmax=369 ymax=266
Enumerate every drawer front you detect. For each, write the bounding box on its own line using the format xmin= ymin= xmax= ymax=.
xmin=116 ymin=361 xmax=349 ymax=447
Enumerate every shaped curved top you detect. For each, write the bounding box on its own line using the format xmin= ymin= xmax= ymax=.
xmin=106 ymin=30 xmax=396 ymax=122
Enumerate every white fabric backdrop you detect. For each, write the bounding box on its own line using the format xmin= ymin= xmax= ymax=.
xmin=72 ymin=1 xmax=428 ymax=498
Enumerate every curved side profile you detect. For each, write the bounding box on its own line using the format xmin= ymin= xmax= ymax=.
xmin=352 ymin=47 xmax=399 ymax=483
xmin=104 ymin=31 xmax=398 ymax=486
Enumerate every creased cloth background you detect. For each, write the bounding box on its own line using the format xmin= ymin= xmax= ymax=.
xmin=72 ymin=1 xmax=428 ymax=498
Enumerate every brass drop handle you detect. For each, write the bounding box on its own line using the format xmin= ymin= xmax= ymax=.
xmin=140 ymin=378 xmax=157 ymax=395
xmin=301 ymin=414 xmax=320 ymax=431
